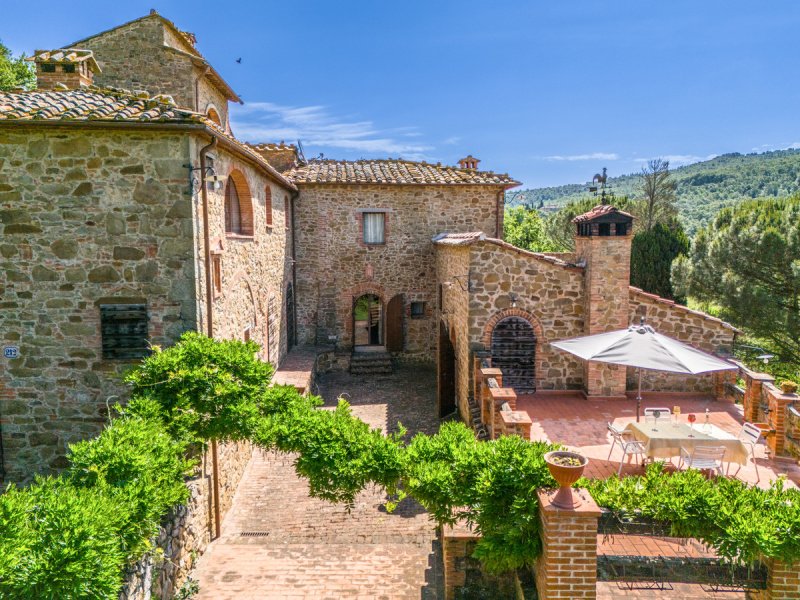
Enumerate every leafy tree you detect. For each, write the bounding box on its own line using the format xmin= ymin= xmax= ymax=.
xmin=0 ymin=40 xmax=35 ymax=91
xmin=673 ymin=195 xmax=800 ymax=365
xmin=630 ymin=219 xmax=690 ymax=301
xmin=544 ymin=195 xmax=636 ymax=251
xmin=638 ymin=158 xmax=678 ymax=231
xmin=503 ymin=205 xmax=559 ymax=252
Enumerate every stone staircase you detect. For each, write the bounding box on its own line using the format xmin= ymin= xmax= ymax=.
xmin=349 ymin=351 xmax=393 ymax=375
xmin=466 ymin=394 xmax=489 ymax=440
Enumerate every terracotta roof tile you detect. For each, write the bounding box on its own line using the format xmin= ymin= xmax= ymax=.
xmin=0 ymin=87 xmax=295 ymax=191
xmin=433 ymin=233 xmax=581 ymax=270
xmin=573 ymin=204 xmax=634 ymax=223
xmin=286 ymin=159 xmax=520 ymax=187
xmin=0 ymin=87 xmax=195 ymax=122
xmin=431 ymin=232 xmax=486 ymax=246
xmin=30 ymin=49 xmax=101 ymax=73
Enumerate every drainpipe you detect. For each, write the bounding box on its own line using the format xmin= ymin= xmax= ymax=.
xmin=199 ymin=136 xmax=222 ymax=540
xmin=290 ymin=190 xmax=299 ymax=349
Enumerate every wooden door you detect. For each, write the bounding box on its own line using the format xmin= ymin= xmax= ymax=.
xmin=438 ymin=320 xmax=457 ymax=417
xmin=386 ymin=294 xmax=404 ymax=352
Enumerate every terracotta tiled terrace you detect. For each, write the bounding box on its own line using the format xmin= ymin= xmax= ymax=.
xmin=516 ymin=392 xmax=800 ymax=488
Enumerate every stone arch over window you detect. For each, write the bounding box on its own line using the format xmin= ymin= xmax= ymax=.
xmin=265 ymin=185 xmax=273 ymax=227
xmin=206 ymin=105 xmax=222 ymax=127
xmin=224 ymin=170 xmax=254 ymax=236
xmin=482 ymin=308 xmax=545 ymax=394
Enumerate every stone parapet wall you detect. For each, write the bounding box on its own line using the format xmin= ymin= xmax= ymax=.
xmin=0 ymin=128 xmax=196 ymax=482
xmin=629 ymin=288 xmax=737 ymax=394
xmin=121 ymin=441 xmax=253 ymax=600
xmin=294 ymin=184 xmax=501 ymax=360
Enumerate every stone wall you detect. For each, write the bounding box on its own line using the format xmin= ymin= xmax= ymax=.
xmin=0 ymin=128 xmax=196 ymax=482
xmin=120 ymin=441 xmax=253 ymax=600
xmin=467 ymin=239 xmax=586 ymax=391
xmin=435 ymin=245 xmax=472 ymax=417
xmin=191 ymin=138 xmax=295 ymax=366
xmin=628 ymin=287 xmax=737 ymax=393
xmin=294 ymin=184 xmax=502 ymax=360
xmin=78 ymin=14 xmax=231 ymax=128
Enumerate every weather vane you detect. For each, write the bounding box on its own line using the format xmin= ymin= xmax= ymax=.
xmin=588 ymin=167 xmax=614 ymax=205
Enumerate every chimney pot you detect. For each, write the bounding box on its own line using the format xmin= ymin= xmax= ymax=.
xmin=31 ymin=48 xmax=101 ymax=91
xmin=458 ymin=155 xmax=480 ymax=170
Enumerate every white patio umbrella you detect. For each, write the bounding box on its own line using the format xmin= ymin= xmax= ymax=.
xmin=550 ymin=321 xmax=736 ymax=421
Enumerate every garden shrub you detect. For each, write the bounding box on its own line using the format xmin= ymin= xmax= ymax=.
xmin=586 ymin=463 xmax=800 ymax=564
xmin=0 ymin=477 xmax=131 ymax=599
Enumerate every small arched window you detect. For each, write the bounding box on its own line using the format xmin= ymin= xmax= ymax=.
xmin=224 ymin=172 xmax=254 ymax=236
xmin=265 ymin=186 xmax=273 ymax=227
xmin=206 ymin=106 xmax=222 ymax=127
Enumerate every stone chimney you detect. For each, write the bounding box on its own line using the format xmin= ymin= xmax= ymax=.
xmin=31 ymin=49 xmax=101 ymax=91
xmin=572 ymin=204 xmax=634 ymax=398
xmin=247 ymin=142 xmax=300 ymax=173
xmin=458 ymin=155 xmax=480 ymax=170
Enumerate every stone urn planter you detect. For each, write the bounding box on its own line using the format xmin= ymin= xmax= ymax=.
xmin=780 ymin=381 xmax=798 ymax=395
xmin=544 ymin=450 xmax=588 ymax=509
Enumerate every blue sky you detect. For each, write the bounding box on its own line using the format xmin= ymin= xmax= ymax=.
xmin=4 ymin=1 xmax=799 ymax=187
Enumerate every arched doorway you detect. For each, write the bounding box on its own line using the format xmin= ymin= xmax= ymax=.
xmin=438 ymin=320 xmax=457 ymax=417
xmin=491 ymin=316 xmax=537 ymax=393
xmin=353 ymin=294 xmax=382 ymax=348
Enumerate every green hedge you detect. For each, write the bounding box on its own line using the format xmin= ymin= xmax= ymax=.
xmin=0 ymin=415 xmax=192 ymax=598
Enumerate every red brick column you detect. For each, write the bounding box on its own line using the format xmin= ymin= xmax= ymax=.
xmin=489 ymin=386 xmax=516 ymax=439
xmin=480 ymin=368 xmax=503 ymax=425
xmin=500 ymin=409 xmax=532 ymax=439
xmin=441 ymin=522 xmax=478 ymax=600
xmin=534 ymin=489 xmax=601 ymax=600
xmin=752 ymin=558 xmax=800 ymax=599
xmin=764 ymin=385 xmax=795 ymax=457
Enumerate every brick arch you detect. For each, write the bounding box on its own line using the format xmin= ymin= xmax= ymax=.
xmin=481 ymin=308 xmax=545 ymax=347
xmin=205 ymin=103 xmax=222 ymax=127
xmin=341 ymin=281 xmax=389 ymax=345
xmin=225 ymin=169 xmax=254 ymax=236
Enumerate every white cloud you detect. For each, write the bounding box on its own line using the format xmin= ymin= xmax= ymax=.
xmin=230 ymin=102 xmax=433 ymax=160
xmin=442 ymin=136 xmax=462 ymax=146
xmin=633 ymin=154 xmax=717 ymax=167
xmin=544 ymin=152 xmax=619 ymax=161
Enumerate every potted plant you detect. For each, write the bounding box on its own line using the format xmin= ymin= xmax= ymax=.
xmin=780 ymin=381 xmax=798 ymax=394
xmin=544 ymin=450 xmax=588 ymax=509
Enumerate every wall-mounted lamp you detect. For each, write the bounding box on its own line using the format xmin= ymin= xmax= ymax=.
xmin=509 ymin=292 xmax=518 ymax=308
xmin=443 ymin=274 xmax=473 ymax=292
xmin=735 ymin=343 xmax=775 ymax=365
xmin=185 ymin=164 xmax=226 ymax=193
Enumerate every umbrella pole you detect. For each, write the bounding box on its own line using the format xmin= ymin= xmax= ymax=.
xmin=636 ymin=369 xmax=642 ymax=422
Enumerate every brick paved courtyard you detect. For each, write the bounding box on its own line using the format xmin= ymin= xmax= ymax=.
xmin=193 ymin=365 xmax=442 ymax=600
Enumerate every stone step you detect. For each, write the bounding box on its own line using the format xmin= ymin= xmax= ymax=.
xmin=349 ymin=367 xmax=393 ymax=375
xmin=350 ymin=353 xmax=392 ymax=363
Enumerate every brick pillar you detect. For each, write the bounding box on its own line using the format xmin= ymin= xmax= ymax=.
xmin=534 ymin=488 xmax=601 ymax=600
xmin=574 ymin=233 xmax=631 ymax=398
xmin=764 ymin=385 xmax=794 ymax=457
xmin=760 ymin=558 xmax=800 ymax=599
xmin=480 ymin=368 xmax=503 ymax=425
xmin=714 ymin=370 xmax=736 ymax=402
xmin=441 ymin=523 xmax=478 ymax=600
xmin=500 ymin=409 xmax=532 ymax=439
xmin=742 ymin=369 xmax=774 ymax=424
xmin=489 ymin=386 xmax=516 ymax=439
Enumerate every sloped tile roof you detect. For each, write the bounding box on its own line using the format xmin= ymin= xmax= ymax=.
xmin=286 ymin=159 xmax=520 ymax=186
xmin=573 ymin=204 xmax=634 ymax=223
xmin=0 ymin=87 xmax=295 ymax=190
xmin=0 ymin=87 xmax=197 ymax=122
xmin=431 ymin=232 xmax=486 ymax=246
xmin=248 ymin=142 xmax=298 ymax=152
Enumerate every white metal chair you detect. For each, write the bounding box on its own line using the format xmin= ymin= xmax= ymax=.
xmin=732 ymin=422 xmax=763 ymax=482
xmin=678 ymin=445 xmax=726 ymax=477
xmin=607 ymin=423 xmax=647 ymax=475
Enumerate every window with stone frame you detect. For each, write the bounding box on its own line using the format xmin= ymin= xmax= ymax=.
xmin=362 ymin=212 xmax=385 ymax=245
xmin=410 ymin=301 xmax=426 ymax=319
xmin=265 ymin=186 xmax=273 ymax=228
xmin=211 ymin=254 xmax=222 ymax=297
xmin=99 ymin=303 xmax=149 ymax=360
xmin=224 ymin=175 xmax=253 ymax=236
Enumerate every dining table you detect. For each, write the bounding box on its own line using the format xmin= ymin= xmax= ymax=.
xmin=623 ymin=419 xmax=749 ymax=466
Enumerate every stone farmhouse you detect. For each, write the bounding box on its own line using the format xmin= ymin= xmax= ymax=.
xmin=0 ymin=11 xmax=736 ymax=482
